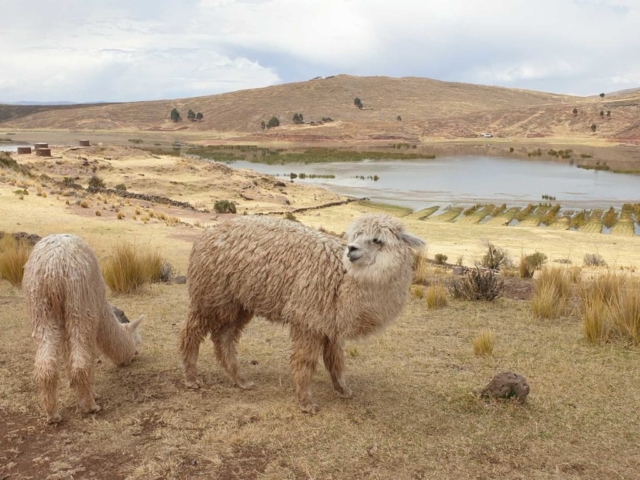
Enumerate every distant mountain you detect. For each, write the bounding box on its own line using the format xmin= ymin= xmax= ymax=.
xmin=6 ymin=101 xmax=78 ymax=106
xmin=1 ymin=75 xmax=639 ymax=140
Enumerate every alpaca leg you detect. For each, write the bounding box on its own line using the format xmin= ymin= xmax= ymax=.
xmin=34 ymin=327 xmax=63 ymax=424
xmin=290 ymin=327 xmax=323 ymax=414
xmin=68 ymin=334 xmax=100 ymax=414
xmin=323 ymin=337 xmax=353 ymax=399
xmin=212 ymin=307 xmax=254 ymax=390
xmin=179 ymin=309 xmax=209 ymax=389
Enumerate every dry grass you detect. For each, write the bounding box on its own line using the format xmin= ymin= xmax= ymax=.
xmin=531 ymin=267 xmax=571 ymax=318
xmin=424 ymin=284 xmax=448 ymax=309
xmin=472 ymin=331 xmax=494 ymax=356
xmin=413 ymin=248 xmax=430 ymax=285
xmin=0 ymin=235 xmax=32 ymax=287
xmin=117 ymin=211 xmax=125 ymax=220
xmin=410 ymin=285 xmax=424 ymax=299
xmin=101 ymin=243 xmax=164 ymax=294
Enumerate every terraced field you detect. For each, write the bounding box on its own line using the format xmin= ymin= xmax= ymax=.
xmin=429 ymin=207 xmax=463 ymax=222
xmin=580 ymin=209 xmax=604 ymax=234
xmin=484 ymin=206 xmax=519 ymax=226
xmin=456 ymin=204 xmax=495 ymax=225
xmin=406 ymin=206 xmax=439 ymax=221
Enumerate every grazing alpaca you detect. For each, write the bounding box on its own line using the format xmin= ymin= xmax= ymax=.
xmin=179 ymin=214 xmax=425 ymax=413
xmin=23 ymin=234 xmax=143 ymax=423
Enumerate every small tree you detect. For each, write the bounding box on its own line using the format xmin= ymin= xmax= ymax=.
xmin=267 ymin=116 xmax=280 ymax=128
xmin=292 ymin=113 xmax=304 ymax=124
xmin=88 ymin=175 xmax=105 ymax=189
xmin=260 ymin=121 xmax=266 ymax=130
xmin=591 ymin=123 xmax=597 ymax=132
xmin=572 ymin=108 xmax=578 ymax=115
xmin=170 ymin=108 xmax=181 ymax=122
xmin=599 ymin=93 xmax=605 ymax=98
xmin=196 ymin=112 xmax=203 ymax=121
xmin=600 ymin=110 xmax=604 ymax=117
xmin=606 ymin=110 xmax=610 ymax=117
xmin=354 ymin=97 xmax=363 ymax=109
xmin=187 ymin=109 xmax=196 ymax=122
xmin=397 ymin=115 xmax=402 ymax=121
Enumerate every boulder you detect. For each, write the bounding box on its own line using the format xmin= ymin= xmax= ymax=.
xmin=474 ymin=372 xmax=530 ymax=404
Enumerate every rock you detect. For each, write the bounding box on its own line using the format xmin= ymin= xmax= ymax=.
xmin=453 ymin=266 xmax=465 ymax=275
xmin=173 ymin=276 xmax=187 ymax=285
xmin=474 ymin=372 xmax=530 ymax=404
xmin=111 ymin=305 xmax=129 ymax=324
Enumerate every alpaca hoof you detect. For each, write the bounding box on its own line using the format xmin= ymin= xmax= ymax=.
xmin=299 ymin=402 xmax=320 ymax=415
xmin=336 ymin=387 xmax=353 ymax=399
xmin=47 ymin=413 xmax=62 ymax=424
xmin=185 ymin=378 xmax=203 ymax=389
xmin=237 ymin=380 xmax=256 ymax=390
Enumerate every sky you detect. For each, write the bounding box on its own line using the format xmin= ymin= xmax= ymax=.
xmin=1 ymin=0 xmax=639 ymax=103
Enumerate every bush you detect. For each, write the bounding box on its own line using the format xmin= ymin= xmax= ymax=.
xmin=472 ymin=331 xmax=494 ymax=356
xmin=0 ymin=235 xmax=32 ymax=287
xmin=101 ymin=243 xmax=164 ymax=294
xmin=266 ymin=116 xmax=280 ymax=128
xmin=115 ymin=183 xmax=127 ymax=192
xmin=396 ymin=115 xmax=402 ymax=121
xmin=531 ymin=268 xmax=571 ymax=318
xmin=170 ymin=108 xmax=181 ymax=122
xmin=284 ymin=212 xmax=298 ymax=222
xmin=425 ymin=284 xmax=448 ymax=309
xmin=214 ymin=199 xmax=237 ymax=214
xmin=354 ymin=97 xmax=363 ymax=109
xmin=434 ymin=253 xmax=448 ymax=265
xmin=519 ymin=251 xmax=547 ymax=278
xmin=413 ymin=249 xmax=431 ymax=286
xmin=88 ymin=175 xmax=105 ymax=189
xmin=448 ymin=268 xmax=503 ymax=301
xmin=584 ymin=253 xmax=607 ymax=267
xmin=573 ymin=108 xmax=578 ymax=115
xmin=293 ymin=113 xmax=304 ymax=125
xmin=480 ymin=241 xmax=511 ymax=270
xmin=591 ymin=124 xmax=597 ymax=132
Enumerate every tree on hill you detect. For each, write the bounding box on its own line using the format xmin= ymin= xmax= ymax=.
xmin=170 ymin=108 xmax=181 ymax=122
xmin=572 ymin=108 xmax=578 ymax=115
xmin=606 ymin=110 xmax=610 ymax=117
xmin=599 ymin=93 xmax=605 ymax=98
xmin=196 ymin=112 xmax=203 ymax=121
xmin=293 ymin=113 xmax=304 ymax=124
xmin=260 ymin=121 xmax=266 ymax=130
xmin=187 ymin=109 xmax=196 ymax=122
xmin=600 ymin=110 xmax=604 ymax=117
xmin=397 ymin=115 xmax=402 ymax=121
xmin=591 ymin=123 xmax=597 ymax=132
xmin=354 ymin=97 xmax=363 ymax=109
xmin=267 ymin=116 xmax=280 ymax=128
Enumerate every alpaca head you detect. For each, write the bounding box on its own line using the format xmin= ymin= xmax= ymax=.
xmin=343 ymin=214 xmax=425 ymax=281
xmin=123 ymin=315 xmax=144 ymax=359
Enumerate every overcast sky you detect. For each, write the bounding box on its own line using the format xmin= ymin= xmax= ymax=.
xmin=1 ymin=0 xmax=639 ymax=103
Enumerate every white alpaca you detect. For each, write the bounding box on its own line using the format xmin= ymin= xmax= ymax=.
xmin=23 ymin=234 xmax=143 ymax=423
xmin=179 ymin=214 xmax=425 ymax=413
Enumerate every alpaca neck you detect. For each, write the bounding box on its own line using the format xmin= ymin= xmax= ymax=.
xmin=97 ymin=305 xmax=135 ymax=366
xmin=340 ymin=256 xmax=413 ymax=340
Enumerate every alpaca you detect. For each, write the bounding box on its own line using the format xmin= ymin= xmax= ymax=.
xmin=22 ymin=234 xmax=144 ymax=423
xmin=179 ymin=214 xmax=425 ymax=413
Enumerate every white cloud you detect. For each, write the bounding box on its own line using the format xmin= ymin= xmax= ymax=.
xmin=1 ymin=0 xmax=639 ymax=102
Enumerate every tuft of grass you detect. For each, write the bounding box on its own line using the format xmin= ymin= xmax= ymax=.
xmin=95 ymin=210 xmax=102 ymax=217
xmin=609 ymin=286 xmax=640 ymax=345
xmin=519 ymin=251 xmax=547 ymax=278
xmin=472 ymin=331 xmax=494 ymax=356
xmin=0 ymin=235 xmax=32 ymax=287
xmin=424 ymin=284 xmax=448 ymax=309
xmin=582 ymin=295 xmax=608 ymax=344
xmin=413 ymin=249 xmax=430 ymax=286
xmin=101 ymin=243 xmax=164 ymax=294
xmin=117 ymin=212 xmax=125 ymax=220
xmin=531 ymin=267 xmax=571 ymax=318
xmin=80 ymin=199 xmax=89 ymax=208
xmin=410 ymin=285 xmax=424 ymax=299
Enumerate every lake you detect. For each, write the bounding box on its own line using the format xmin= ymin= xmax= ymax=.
xmin=229 ymin=156 xmax=640 ymax=210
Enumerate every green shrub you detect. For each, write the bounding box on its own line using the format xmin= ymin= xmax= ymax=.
xmin=434 ymin=253 xmax=448 ymax=265
xmin=88 ymin=175 xmax=105 ymax=189
xmin=115 ymin=183 xmax=127 ymax=192
xmin=214 ymin=199 xmax=237 ymax=214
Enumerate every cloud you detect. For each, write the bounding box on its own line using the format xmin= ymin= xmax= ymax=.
xmin=1 ymin=0 xmax=639 ymax=102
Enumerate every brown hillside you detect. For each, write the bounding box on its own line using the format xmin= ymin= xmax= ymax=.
xmin=1 ymin=75 xmax=639 ymax=140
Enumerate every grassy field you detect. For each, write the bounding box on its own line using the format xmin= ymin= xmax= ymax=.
xmin=2 ymin=148 xmax=640 ymax=479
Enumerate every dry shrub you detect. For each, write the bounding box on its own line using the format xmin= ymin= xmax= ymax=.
xmin=480 ymin=241 xmax=512 ymax=270
xmin=519 ymin=251 xmax=547 ymax=278
xmin=117 ymin=212 xmax=125 ymax=220
xmin=424 ymin=284 xmax=448 ymax=309
xmin=434 ymin=253 xmax=448 ymax=265
xmin=95 ymin=210 xmax=102 ymax=217
xmin=568 ymin=266 xmax=582 ymax=283
xmin=472 ymin=331 xmax=494 ymax=356
xmin=80 ymin=199 xmax=89 ymax=208
xmin=0 ymin=235 xmax=32 ymax=287
xmin=582 ymin=296 xmax=608 ymax=344
xmin=584 ymin=253 xmax=607 ymax=267
xmin=102 ymin=243 xmax=164 ymax=294
xmin=165 ymin=216 xmax=180 ymax=226
xmin=531 ymin=267 xmax=571 ymax=318
xmin=609 ymin=286 xmax=640 ymax=345
xmin=448 ymin=268 xmax=503 ymax=301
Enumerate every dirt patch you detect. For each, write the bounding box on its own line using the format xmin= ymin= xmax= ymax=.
xmin=217 ymin=444 xmax=272 ymax=480
xmin=501 ymin=276 xmax=534 ymax=300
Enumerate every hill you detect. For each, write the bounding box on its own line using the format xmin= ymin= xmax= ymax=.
xmin=1 ymin=75 xmax=639 ymax=141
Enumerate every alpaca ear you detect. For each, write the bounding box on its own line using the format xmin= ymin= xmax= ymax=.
xmin=126 ymin=315 xmax=144 ymax=332
xmin=400 ymin=232 xmax=426 ymax=249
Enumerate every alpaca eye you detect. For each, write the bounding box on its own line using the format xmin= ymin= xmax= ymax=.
xmin=373 ymin=238 xmax=383 ymax=245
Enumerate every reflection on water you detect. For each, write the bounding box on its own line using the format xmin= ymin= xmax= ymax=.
xmin=230 ymin=156 xmax=640 ymax=210
xmin=0 ymin=142 xmax=31 ymax=152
